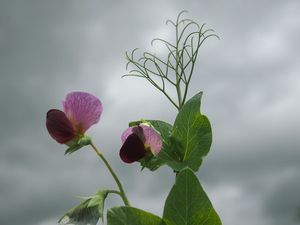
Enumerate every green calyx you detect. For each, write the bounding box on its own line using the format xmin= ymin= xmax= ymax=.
xmin=64 ymin=135 xmax=92 ymax=155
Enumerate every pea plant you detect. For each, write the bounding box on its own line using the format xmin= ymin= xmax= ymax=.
xmin=46 ymin=11 xmax=221 ymax=225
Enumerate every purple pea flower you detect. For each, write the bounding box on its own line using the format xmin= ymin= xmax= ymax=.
xmin=46 ymin=92 xmax=102 ymax=144
xmin=119 ymin=123 xmax=163 ymax=163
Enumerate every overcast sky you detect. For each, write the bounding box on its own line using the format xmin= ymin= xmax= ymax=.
xmin=1 ymin=1 xmax=300 ymax=225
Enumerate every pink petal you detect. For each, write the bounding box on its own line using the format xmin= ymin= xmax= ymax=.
xmin=46 ymin=109 xmax=76 ymax=144
xmin=140 ymin=125 xmax=162 ymax=156
xmin=62 ymin=92 xmax=103 ymax=132
xmin=121 ymin=127 xmax=133 ymax=143
xmin=121 ymin=126 xmax=145 ymax=143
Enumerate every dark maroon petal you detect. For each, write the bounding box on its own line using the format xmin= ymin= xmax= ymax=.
xmin=46 ymin=109 xmax=76 ymax=144
xmin=119 ymin=133 xmax=146 ymax=163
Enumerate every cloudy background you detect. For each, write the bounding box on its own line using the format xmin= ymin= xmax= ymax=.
xmin=1 ymin=0 xmax=300 ymax=225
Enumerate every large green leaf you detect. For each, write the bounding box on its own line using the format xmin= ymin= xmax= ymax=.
xmin=107 ymin=206 xmax=166 ymax=225
xmin=163 ymin=168 xmax=222 ymax=225
xmin=171 ymin=92 xmax=212 ymax=171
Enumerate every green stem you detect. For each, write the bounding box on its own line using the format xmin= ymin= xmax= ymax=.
xmin=175 ymin=20 xmax=183 ymax=111
xmin=90 ymin=143 xmax=130 ymax=206
xmin=106 ymin=189 xmax=122 ymax=196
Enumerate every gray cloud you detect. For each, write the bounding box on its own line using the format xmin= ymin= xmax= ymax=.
xmin=1 ymin=0 xmax=299 ymax=225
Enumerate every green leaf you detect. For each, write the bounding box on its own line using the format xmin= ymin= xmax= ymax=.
xmin=88 ymin=190 xmax=109 ymax=220
xmin=58 ymin=189 xmax=110 ymax=225
xmin=58 ymin=199 xmax=99 ymax=225
xmin=171 ymin=92 xmax=212 ymax=171
xmin=107 ymin=206 xmax=166 ymax=225
xmin=163 ymin=168 xmax=222 ymax=225
xmin=147 ymin=120 xmax=172 ymax=141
